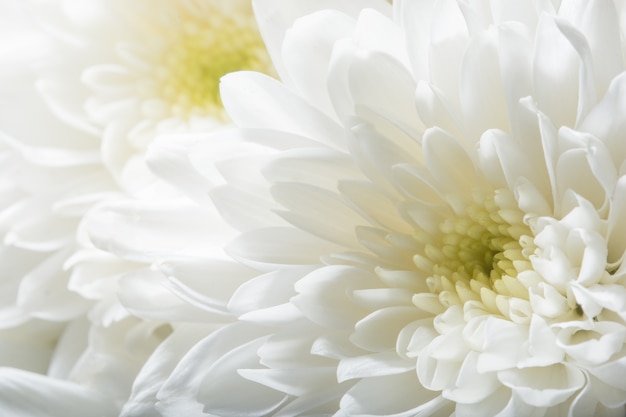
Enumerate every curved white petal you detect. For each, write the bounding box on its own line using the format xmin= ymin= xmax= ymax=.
xmin=0 ymin=368 xmax=117 ymax=417
xmin=498 ymin=364 xmax=585 ymax=407
xmin=252 ymin=0 xmax=391 ymax=86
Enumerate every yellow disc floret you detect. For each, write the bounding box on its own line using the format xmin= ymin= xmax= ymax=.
xmin=413 ymin=190 xmax=536 ymax=323
xmin=157 ymin=7 xmax=272 ymax=119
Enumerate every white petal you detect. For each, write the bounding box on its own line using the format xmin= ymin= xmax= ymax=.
xmin=533 ymin=14 xmax=579 ymax=128
xmin=556 ymin=322 xmax=626 ymax=366
xmin=226 ymin=227 xmax=343 ymax=269
xmin=590 ymin=374 xmax=626 ymax=409
xmin=529 ymin=283 xmax=569 ymax=319
xmin=426 ymin=0 xmax=468 ymax=104
xmin=273 ymin=182 xmax=364 ymax=248
xmin=16 ymin=247 xmax=90 ymax=321
xmin=417 ymin=352 xmax=462 ymax=392
xmin=81 ymin=64 xmax=135 ymax=96
xmin=198 ymin=339 xmax=288 ymax=416
xmin=293 ymin=265 xmax=379 ymax=330
xmin=460 ymin=28 xmax=508 ymax=140
xmin=570 ymin=283 xmax=626 ymax=315
xmin=239 ymin=366 xmax=335 ymax=397
xmin=351 ymin=306 xmax=420 ymax=352
xmin=454 ymin=386 xmax=511 ymax=417
xmin=0 ymin=131 xmax=100 ymax=167
xmin=47 ymin=318 xmax=87 ymax=379
xmin=579 ymin=0 xmax=623 ymax=97
xmin=228 ymin=269 xmax=305 ymax=325
xmin=555 ymin=149 xmax=606 ymax=213
xmin=252 ymin=0 xmax=390 ymax=86
xmin=116 ymin=269 xmax=210 ymax=322
xmin=559 ymin=127 xmax=617 ymax=205
xmin=347 ymin=49 xmax=421 ymax=136
xmin=574 ymin=230 xmax=607 ymax=286
xmin=522 ymin=315 xmax=565 ymax=368
xmin=281 ymin=10 xmax=355 ymax=117
xmin=498 ymin=364 xmax=585 ymax=407
xmin=86 ymin=199 xmax=234 ymax=262
xmin=0 ymin=320 xmax=63 ymax=373
xmin=607 ymin=176 xmax=626 ymax=262
xmin=354 ymin=8 xmax=408 ymax=66
xmin=415 ymin=81 xmax=463 ymax=137
xmin=157 ymin=322 xmax=283 ymax=416
xmin=352 ymin=286 xmax=414 ymax=310
xmin=210 ymin=185 xmax=284 ymax=232
xmin=481 ymin=127 xmax=552 ymax=207
xmin=590 ymin=354 xmax=626 ymax=391
xmin=568 ymin=371 xmax=601 ymax=417
xmin=339 ymin=371 xmax=446 ymax=417
xmin=121 ymin=324 xmax=212 ymax=417
xmin=422 ymin=127 xmax=477 ymax=199
xmin=337 ymin=351 xmax=414 ymax=382
xmin=35 ymin=79 xmax=100 ymax=137
xmin=263 ymin=147 xmax=359 ymax=190
xmin=444 ymin=351 xmax=500 ymax=404
xmin=310 ymin=332 xmax=365 ymax=361
xmin=6 ymin=214 xmax=74 ymax=252
xmin=273 ymin=383 xmax=348 ymax=417
xmin=228 ymin=267 xmax=307 ymax=317
xmin=477 ymin=318 xmax=527 ymax=372
xmin=188 ymin=130 xmax=279 ymax=185
xmin=339 ymin=180 xmax=409 ymax=232
xmin=396 ymin=0 xmax=437 ymax=80
xmin=345 ymin=124 xmax=417 ymax=200
xmin=514 ymin=177 xmax=552 ymax=216
xmin=554 ymin=17 xmax=597 ymax=125
xmin=220 ymin=71 xmax=346 ymax=150
xmin=160 ymin=256 xmax=257 ymax=318
xmin=580 ymin=72 xmax=626 ymax=169
xmin=0 ymin=368 xmax=117 ymax=417
xmin=258 ymin=323 xmax=334 ymax=368
xmin=145 ymin=134 xmax=214 ymax=205
xmin=490 ymin=0 xmax=544 ymax=29
xmin=66 ymin=248 xmax=133 ymax=299
xmin=392 ymin=161 xmax=444 ymax=206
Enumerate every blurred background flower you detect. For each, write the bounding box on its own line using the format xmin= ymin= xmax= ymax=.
xmin=0 ymin=0 xmax=271 ymax=414
xmin=30 ymin=0 xmax=273 ymax=193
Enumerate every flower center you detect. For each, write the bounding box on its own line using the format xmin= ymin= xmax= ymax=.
xmin=157 ymin=10 xmax=272 ymax=119
xmin=413 ymin=190 xmax=535 ymax=322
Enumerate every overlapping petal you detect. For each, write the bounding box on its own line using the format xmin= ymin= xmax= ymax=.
xmin=125 ymin=0 xmax=626 ymax=415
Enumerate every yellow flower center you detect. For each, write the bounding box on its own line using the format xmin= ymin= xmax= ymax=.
xmin=157 ymin=9 xmax=272 ymax=119
xmin=413 ymin=190 xmax=536 ymax=323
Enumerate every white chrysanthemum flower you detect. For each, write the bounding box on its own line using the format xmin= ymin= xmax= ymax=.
xmin=115 ymin=0 xmax=626 ymax=415
xmin=32 ymin=0 xmax=273 ymax=193
xmin=0 ymin=0 xmax=263 ymax=330
xmin=0 ymin=0 xmax=268 ymax=413
xmin=0 ymin=22 xmax=167 ymax=417
xmin=0 ymin=0 xmax=98 ymax=331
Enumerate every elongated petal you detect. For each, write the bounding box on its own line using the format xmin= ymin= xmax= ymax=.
xmin=0 ymin=368 xmax=117 ymax=417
